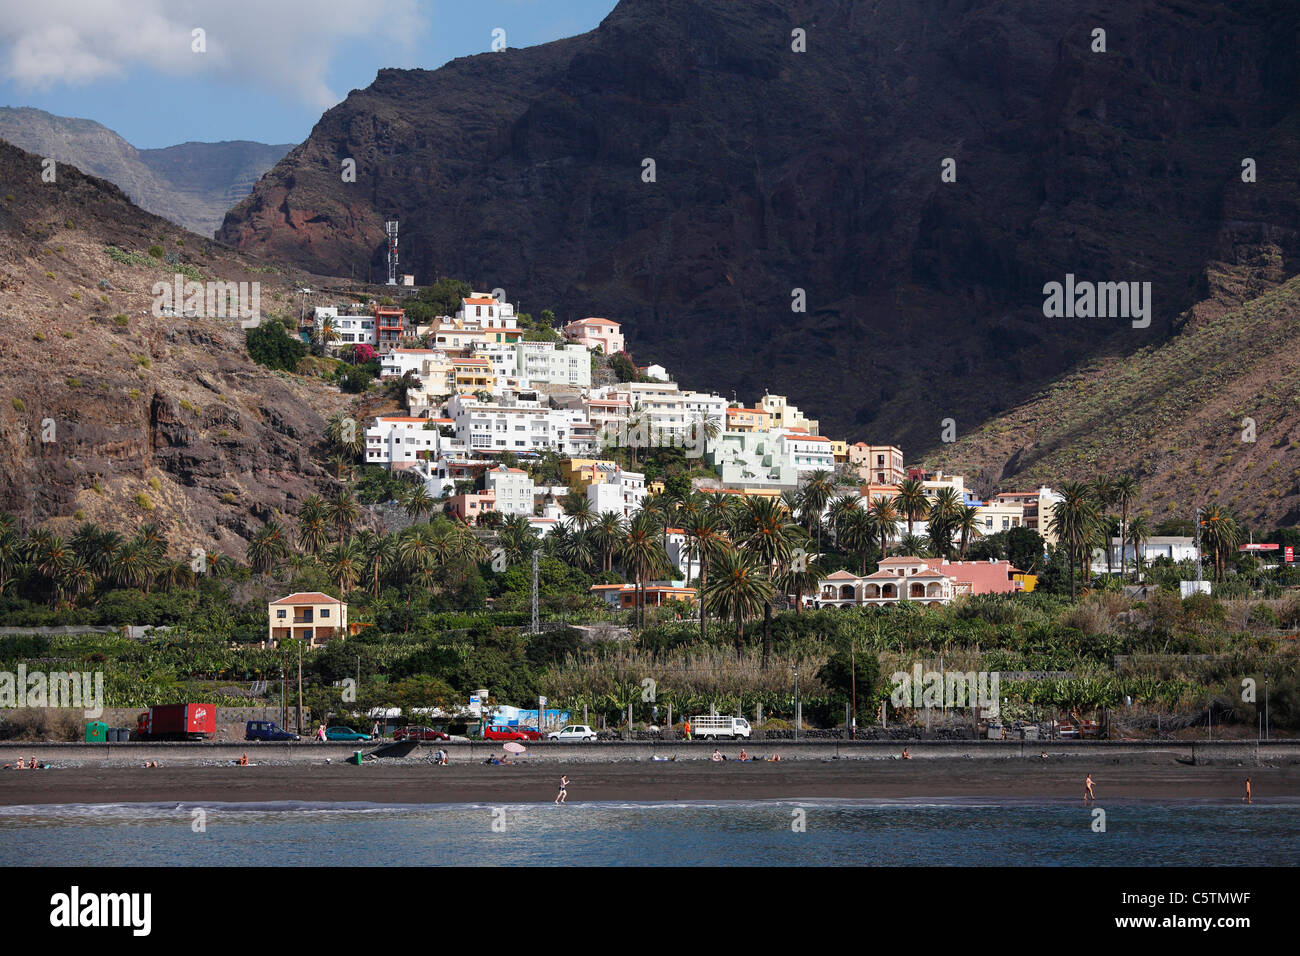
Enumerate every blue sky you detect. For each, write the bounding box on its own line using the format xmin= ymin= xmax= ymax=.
xmin=0 ymin=0 xmax=618 ymax=148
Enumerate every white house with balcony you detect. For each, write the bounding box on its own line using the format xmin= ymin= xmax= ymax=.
xmin=365 ymin=416 xmax=464 ymax=470
xmin=310 ymin=306 xmax=376 ymax=350
xmin=448 ymin=392 xmax=597 ymax=457
xmin=707 ymin=431 xmax=798 ymax=489
xmin=587 ymin=467 xmax=646 ymax=519
xmin=779 ymin=431 xmax=836 ymax=474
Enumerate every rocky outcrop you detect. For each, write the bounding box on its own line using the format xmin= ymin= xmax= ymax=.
xmin=219 ymin=0 xmax=1300 ymax=450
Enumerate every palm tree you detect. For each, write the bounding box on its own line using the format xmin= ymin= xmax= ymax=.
xmin=683 ymin=510 xmax=728 ymax=643
xmin=955 ymin=504 xmax=981 ymax=559
xmin=296 ymin=495 xmax=330 ymax=556
xmin=1126 ymin=514 xmax=1151 ymax=578
xmin=1049 ymin=481 xmax=1100 ymax=598
xmin=0 ymin=524 xmax=23 ymax=597
xmin=326 ymin=413 xmax=365 ymax=461
xmin=926 ymin=487 xmax=962 ymax=559
xmin=826 ymin=492 xmax=860 ymax=548
xmin=396 ymin=528 xmax=437 ymax=633
xmin=563 ymin=492 xmax=597 ymax=533
xmin=1113 ymin=475 xmax=1140 ymax=579
xmin=1198 ymin=505 xmax=1242 ymax=582
xmin=326 ymin=489 xmax=361 ymax=543
xmin=313 ymin=316 xmax=341 ymax=355
xmin=157 ymin=559 xmax=195 ymax=592
xmin=246 ymin=521 xmax=290 ymax=577
xmin=893 ymin=478 xmax=930 ymax=537
xmin=55 ymin=554 xmax=94 ymax=608
xmin=500 ymin=514 xmax=540 ymax=565
xmin=704 ymin=548 xmax=774 ymax=660
xmin=619 ymin=511 xmax=672 ymax=627
xmin=403 ymin=484 xmax=436 ymax=523
xmin=842 ymin=507 xmax=878 ymax=575
xmin=898 ymin=532 xmax=930 ymax=558
xmin=325 ymin=538 xmax=365 ymax=593
xmin=593 ymin=512 xmax=626 ymax=574
xmin=867 ymin=495 xmax=899 ymax=559
xmin=799 ymin=470 xmax=834 ymax=550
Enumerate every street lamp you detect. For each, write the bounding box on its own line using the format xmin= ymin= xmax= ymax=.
xmin=792 ymin=664 xmax=800 ymax=742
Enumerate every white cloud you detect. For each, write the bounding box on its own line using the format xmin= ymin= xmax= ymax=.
xmin=0 ymin=0 xmax=428 ymax=108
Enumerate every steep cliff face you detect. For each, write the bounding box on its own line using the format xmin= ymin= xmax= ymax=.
xmin=219 ymin=0 xmax=1300 ymax=448
xmin=0 ymin=139 xmax=347 ymax=554
xmin=0 ymin=107 xmax=291 ymax=237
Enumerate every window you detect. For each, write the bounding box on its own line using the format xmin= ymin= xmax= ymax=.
xmin=320 ymin=608 xmax=330 ymax=618
xmin=276 ymin=609 xmax=286 ymax=619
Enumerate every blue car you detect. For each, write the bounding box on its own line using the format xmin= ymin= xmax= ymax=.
xmin=326 ymin=726 xmax=371 ymax=741
xmin=245 ymin=720 xmax=300 ymax=741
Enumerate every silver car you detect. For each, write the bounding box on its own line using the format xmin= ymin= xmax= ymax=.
xmin=547 ymin=724 xmax=598 ymax=741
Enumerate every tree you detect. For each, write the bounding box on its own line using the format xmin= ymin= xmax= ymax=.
xmin=1049 ymin=481 xmax=1100 ymax=598
xmin=246 ymin=321 xmax=306 ymax=372
xmin=684 ymin=510 xmax=728 ymax=643
xmin=926 ymin=487 xmax=962 ymax=559
xmin=1126 ymin=515 xmax=1151 ymax=578
xmin=403 ymin=484 xmax=436 ymax=523
xmin=619 ymin=511 xmax=672 ymax=627
xmin=704 ymin=549 xmax=774 ymax=661
xmin=893 ymin=478 xmax=929 ymax=537
xmin=867 ymin=496 xmax=899 ymax=559
xmin=1198 ymin=505 xmax=1242 ymax=582
xmin=955 ymin=504 xmax=981 ymax=559
xmin=326 ymin=489 xmax=361 ymax=543
xmin=1112 ymin=475 xmax=1140 ymax=579
xmin=592 ymin=512 xmax=626 ymax=574
xmin=246 ymin=521 xmax=290 ymax=577
xmin=799 ymin=470 xmax=834 ymax=550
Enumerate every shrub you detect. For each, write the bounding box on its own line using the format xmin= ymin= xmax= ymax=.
xmin=32 ymin=332 xmax=45 ymax=342
xmin=148 ymin=245 xmax=164 ymax=259
xmin=113 ymin=314 xmax=129 ymax=327
xmin=134 ymin=492 xmax=154 ymax=511
xmin=246 ymin=321 xmax=306 ymax=373
xmin=11 ymin=398 xmax=25 ymax=412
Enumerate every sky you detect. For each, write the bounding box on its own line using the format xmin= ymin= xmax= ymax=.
xmin=0 ymin=0 xmax=619 ymax=148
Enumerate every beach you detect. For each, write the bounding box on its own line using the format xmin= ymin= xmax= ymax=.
xmin=3 ymin=756 xmax=1296 ymax=807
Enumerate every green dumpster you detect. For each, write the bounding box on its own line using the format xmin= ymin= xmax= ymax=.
xmin=351 ymin=750 xmax=363 ymax=766
xmin=85 ymin=721 xmax=109 ymax=743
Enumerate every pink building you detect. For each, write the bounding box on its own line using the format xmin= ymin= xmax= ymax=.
xmin=447 ymin=491 xmax=495 ymax=522
xmin=562 ymin=317 xmax=623 ymax=354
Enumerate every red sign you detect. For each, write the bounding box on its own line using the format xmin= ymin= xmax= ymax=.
xmin=1287 ymin=546 xmax=1295 ymax=563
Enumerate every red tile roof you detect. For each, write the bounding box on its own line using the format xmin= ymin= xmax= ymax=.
xmin=271 ymin=592 xmax=343 ymax=605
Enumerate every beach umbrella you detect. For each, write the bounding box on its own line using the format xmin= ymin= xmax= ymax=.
xmin=503 ymin=741 xmax=526 ymax=755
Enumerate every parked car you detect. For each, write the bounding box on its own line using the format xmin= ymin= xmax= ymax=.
xmin=326 ymin=725 xmax=371 ymax=741
xmin=245 ymin=720 xmax=300 ymax=742
xmin=394 ymin=725 xmax=450 ymax=742
xmin=483 ymin=725 xmax=544 ymax=742
xmin=547 ymin=725 xmax=598 ymax=742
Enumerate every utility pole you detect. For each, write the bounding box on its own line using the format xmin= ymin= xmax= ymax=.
xmin=850 ymin=640 xmax=857 ymax=739
xmin=296 ymin=641 xmax=304 ymax=736
xmin=793 ymin=665 xmax=800 ymax=742
xmin=281 ymin=651 xmax=288 ymax=731
xmin=1265 ymin=670 xmax=1270 ymax=740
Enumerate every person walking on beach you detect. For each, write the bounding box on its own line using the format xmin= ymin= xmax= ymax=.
xmin=555 ymin=774 xmax=569 ymax=805
xmin=371 ymin=722 xmax=380 ymax=739
xmin=684 ymin=719 xmax=691 ymax=741
xmin=1084 ymin=774 xmax=1095 ymax=805
xmin=1243 ymin=778 xmax=1252 ymax=804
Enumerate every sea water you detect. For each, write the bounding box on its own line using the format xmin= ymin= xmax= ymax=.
xmin=2 ymin=799 xmax=1297 ymax=866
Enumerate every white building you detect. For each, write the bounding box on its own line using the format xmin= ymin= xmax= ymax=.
xmin=779 ymin=431 xmax=835 ymax=474
xmin=381 ymin=347 xmax=449 ymax=380
xmin=365 ymin=416 xmax=464 ymax=470
xmin=1091 ymin=536 xmax=1199 ymax=574
xmin=587 ymin=467 xmax=646 ymax=519
xmin=517 ymin=341 xmax=591 ymax=388
xmin=707 ymin=432 xmax=797 ymax=489
xmin=310 ymin=306 xmax=376 ymax=350
xmin=448 ymin=392 xmax=598 ymax=456
xmin=485 ymin=465 xmax=536 ymax=517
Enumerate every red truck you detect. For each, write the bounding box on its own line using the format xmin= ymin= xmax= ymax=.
xmin=136 ymin=704 xmax=216 ymax=741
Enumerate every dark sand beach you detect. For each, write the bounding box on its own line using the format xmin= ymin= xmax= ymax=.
xmin=3 ymin=758 xmax=1296 ymax=807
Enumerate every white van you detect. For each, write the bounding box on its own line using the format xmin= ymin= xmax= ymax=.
xmin=689 ymin=715 xmax=751 ymax=740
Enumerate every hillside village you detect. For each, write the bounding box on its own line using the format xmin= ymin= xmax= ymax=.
xmin=306 ymin=289 xmax=1106 ymax=610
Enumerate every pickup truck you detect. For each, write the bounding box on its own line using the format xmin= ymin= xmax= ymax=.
xmin=688 ymin=715 xmax=752 ymax=740
xmin=245 ymin=720 xmax=300 ymax=741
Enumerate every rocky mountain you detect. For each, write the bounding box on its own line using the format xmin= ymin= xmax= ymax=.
xmin=218 ymin=0 xmax=1300 ymax=455
xmin=0 ymin=138 xmax=354 ymax=555
xmin=0 ymin=107 xmax=291 ymax=237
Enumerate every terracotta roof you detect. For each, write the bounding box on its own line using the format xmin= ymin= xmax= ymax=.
xmin=571 ymin=317 xmax=620 ymax=327
xmin=823 ymin=570 xmax=860 ymax=581
xmin=271 ymin=592 xmax=343 ymax=605
xmin=463 ymin=297 xmax=498 ymax=306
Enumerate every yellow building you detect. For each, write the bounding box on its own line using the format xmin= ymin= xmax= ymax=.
xmin=758 ymin=393 xmax=819 ymax=434
xmin=725 ymin=406 xmax=772 ymax=433
xmin=268 ymin=592 xmax=349 ymax=648
xmin=828 ymin=439 xmax=848 ymax=462
xmin=452 ymin=357 xmax=496 ymax=392
xmin=561 ymin=457 xmax=618 ymax=492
